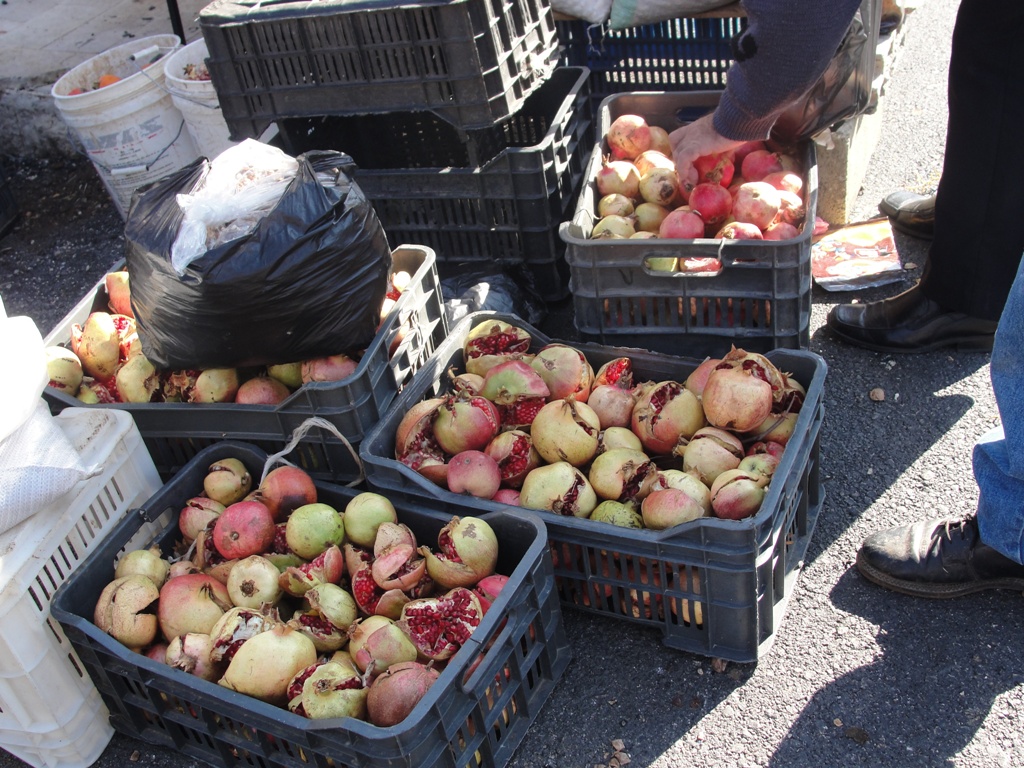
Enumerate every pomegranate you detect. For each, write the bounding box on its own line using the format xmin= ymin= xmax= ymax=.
xmin=157 ymin=573 xmax=232 ymax=642
xmin=226 ymin=554 xmax=283 ymax=608
xmin=709 ymin=468 xmax=767 ymax=520
xmin=366 ymin=661 xmax=439 ymax=727
xmin=598 ymin=192 xmax=635 ymax=218
xmin=104 ymin=271 xmax=133 ymax=317
xmin=71 ymin=312 xmax=120 ymax=380
xmin=693 ymin=152 xmax=735 ymax=187
xmin=450 ymin=371 xmax=485 ymax=395
xmin=255 ymin=465 xmax=317 ymax=522
xmin=301 ymin=353 xmax=358 ymax=384
xmin=191 ymin=368 xmax=240 ymax=403
xmin=638 ymin=167 xmax=680 ymax=207
xmin=394 ymin=397 xmax=447 ymax=483
xmin=689 ymin=182 xmax=733 ymax=232
xmin=399 ymin=587 xmax=483 ymax=661
xmin=747 ymin=410 xmax=799 ymax=445
xmin=480 ymin=359 xmax=550 ymax=405
xmin=179 ymin=496 xmax=224 ymax=542
xmin=266 ymin=361 xmax=303 ymax=390
xmin=306 ymin=583 xmax=359 ymax=631
xmin=348 ymin=615 xmax=418 ymax=675
xmin=597 ymin=426 xmax=643 ymax=454
xmin=641 ymin=487 xmax=708 ymax=530
xmin=485 ymin=430 xmax=541 ymax=488
xmin=492 ymin=488 xmax=521 ymax=505
xmin=738 ymin=452 xmax=780 ymax=482
xmin=530 ymin=398 xmax=601 ymax=467
xmin=630 ymin=381 xmax=705 ymax=455
xmin=235 ymin=376 xmax=291 ymax=404
xmin=209 ymin=606 xmax=282 ymax=665
xmin=633 ymin=201 xmax=671 ymax=233
xmin=588 ymin=381 xmax=640 ymax=430
xmin=594 ymin=357 xmax=633 ymax=388
xmin=219 ymin=623 xmax=317 ymax=706
xmin=530 ymin=343 xmax=593 ymax=402
xmin=762 ymin=170 xmax=803 ymax=196
xmin=589 ymin=500 xmax=644 ymax=528
xmin=373 ymin=521 xmax=415 ymax=554
xmin=587 ymin=447 xmax=655 ymax=504
xmin=659 ymin=207 xmax=705 ymax=239
xmin=343 ymin=492 xmax=399 ymax=548
xmin=114 ymin=545 xmax=169 ymax=588
xmin=203 ymin=458 xmax=252 ymax=505
xmin=595 ymin=158 xmax=642 ymax=199
xmin=165 ymin=633 xmax=220 ymax=681
xmin=728 ymin=140 xmax=767 ymax=168
xmin=432 ymin=392 xmax=501 ymax=455
xmin=591 ymin=215 xmax=635 ymax=239
xmin=606 ymin=114 xmax=652 ymax=159
xmin=473 ymin=573 xmax=510 ymax=614
xmin=162 ymin=369 xmax=199 ymax=402
xmin=278 ymin=545 xmax=345 ymax=598
xmin=285 ymin=503 xmax=345 ymax=560
xmin=764 ymin=221 xmax=800 ymax=240
xmin=287 ymin=659 xmax=367 ymax=720
xmin=519 ymin=462 xmax=598 ymax=518
xmin=740 ymin=149 xmax=783 ymax=181
xmin=633 ymin=149 xmax=675 ymax=177
xmin=683 ymin=357 xmax=722 ymax=399
xmin=372 ymin=538 xmax=427 ymax=593
xmin=716 ymin=221 xmax=764 ymax=240
xmin=93 ymin=575 xmax=160 ymax=650
xmin=647 ymin=125 xmax=673 ymax=155
xmin=350 ymin=564 xmax=386 ymax=615
xmin=212 ymin=500 xmax=276 ymax=560
xmin=289 ymin=608 xmax=349 ymax=653
xmin=446 ymin=450 xmax=501 ymax=499
xmin=732 ymin=181 xmax=781 ymax=231
xmin=421 ymin=516 xmax=498 ymax=590
xmin=641 ymin=469 xmax=712 ymax=512
xmin=463 ymin=320 xmax=532 ymax=377
xmin=678 ymin=426 xmax=744 ymax=485
xmin=701 ymin=365 xmax=773 ymax=432
xmin=775 ymin=190 xmax=805 ymax=226
xmin=44 ymin=346 xmax=83 ymax=394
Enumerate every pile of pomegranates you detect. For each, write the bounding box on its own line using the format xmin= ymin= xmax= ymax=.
xmin=394 ymin=319 xmax=804 ymax=527
xmin=592 ymin=113 xmax=808 ymax=256
xmin=93 ymin=458 xmax=509 ymax=727
xmin=44 ymin=268 xmax=412 ymax=405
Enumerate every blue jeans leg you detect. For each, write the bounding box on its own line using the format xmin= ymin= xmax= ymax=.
xmin=975 ymin=252 xmax=1024 ymax=564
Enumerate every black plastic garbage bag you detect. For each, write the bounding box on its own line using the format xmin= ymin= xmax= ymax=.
xmin=124 ymin=150 xmax=392 ymax=371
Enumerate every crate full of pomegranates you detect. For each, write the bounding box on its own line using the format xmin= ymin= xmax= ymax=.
xmin=49 ymin=441 xmax=570 ymax=768
xmin=359 ymin=312 xmax=826 ymax=663
xmin=42 ymin=245 xmax=447 ymax=481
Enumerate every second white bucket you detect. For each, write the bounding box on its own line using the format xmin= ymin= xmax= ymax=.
xmin=51 ymin=35 xmax=200 ymax=219
xmin=163 ymin=38 xmax=237 ymax=160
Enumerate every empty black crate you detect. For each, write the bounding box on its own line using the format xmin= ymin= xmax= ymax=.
xmin=200 ymin=0 xmax=560 ymax=138
xmin=276 ymin=67 xmax=595 ymax=302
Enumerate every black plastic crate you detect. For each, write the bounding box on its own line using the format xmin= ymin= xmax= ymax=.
xmin=276 ymin=67 xmax=595 ymax=302
xmin=200 ymin=0 xmax=560 ymax=139
xmin=555 ymin=17 xmax=745 ymax=113
xmin=359 ymin=311 xmax=826 ymax=663
xmin=0 ymin=161 xmax=17 ymax=238
xmin=43 ymin=245 xmax=447 ymax=482
xmin=560 ymin=91 xmax=817 ymax=357
xmin=50 ymin=441 xmax=571 ymax=768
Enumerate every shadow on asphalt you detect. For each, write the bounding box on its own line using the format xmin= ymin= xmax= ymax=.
xmin=766 ymin=565 xmax=1024 ymax=765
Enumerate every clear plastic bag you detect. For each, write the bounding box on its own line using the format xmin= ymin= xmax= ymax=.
xmin=171 ymin=140 xmax=299 ymax=274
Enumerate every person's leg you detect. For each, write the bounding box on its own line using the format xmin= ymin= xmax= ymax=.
xmin=855 ymin=250 xmax=1024 ymax=597
xmin=827 ymin=0 xmax=1024 ymax=352
xmin=919 ymin=0 xmax=1024 ymax=320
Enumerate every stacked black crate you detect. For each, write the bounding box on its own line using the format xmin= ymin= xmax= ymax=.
xmin=199 ymin=0 xmax=596 ymax=301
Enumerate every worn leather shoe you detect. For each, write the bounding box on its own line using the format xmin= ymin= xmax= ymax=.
xmin=826 ymin=284 xmax=996 ymax=353
xmin=878 ymin=190 xmax=935 ymax=240
xmin=857 ymin=515 xmax=1024 ymax=598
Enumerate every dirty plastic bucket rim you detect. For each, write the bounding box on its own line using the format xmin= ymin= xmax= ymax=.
xmin=165 ymin=39 xmax=222 ymax=113
xmin=51 ymin=34 xmax=182 ymax=101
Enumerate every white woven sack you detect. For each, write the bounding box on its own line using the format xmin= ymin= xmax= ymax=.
xmin=0 ymin=398 xmax=91 ymax=535
xmin=609 ymin=0 xmax=736 ymax=29
xmin=551 ymin=0 xmax=612 ymax=25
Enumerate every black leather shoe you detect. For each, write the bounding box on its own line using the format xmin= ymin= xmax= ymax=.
xmin=857 ymin=515 xmax=1024 ymax=598
xmin=826 ymin=285 xmax=996 ymax=353
xmin=878 ymin=190 xmax=935 ymax=240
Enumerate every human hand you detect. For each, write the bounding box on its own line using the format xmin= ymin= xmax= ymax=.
xmin=669 ymin=114 xmax=745 ymax=194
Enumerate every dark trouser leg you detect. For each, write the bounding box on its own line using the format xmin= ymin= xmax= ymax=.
xmin=919 ymin=0 xmax=1024 ymax=321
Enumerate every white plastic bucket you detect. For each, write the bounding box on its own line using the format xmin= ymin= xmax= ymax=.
xmin=163 ymin=38 xmax=237 ymax=160
xmin=51 ymin=35 xmax=200 ymax=219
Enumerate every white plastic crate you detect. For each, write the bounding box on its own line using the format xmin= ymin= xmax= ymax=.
xmin=0 ymin=408 xmax=162 ymax=768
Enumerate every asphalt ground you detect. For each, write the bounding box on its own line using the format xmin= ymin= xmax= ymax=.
xmin=4 ymin=1 xmax=1022 ymax=766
